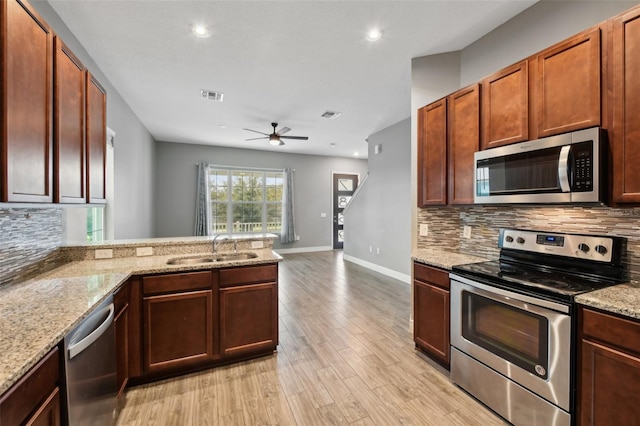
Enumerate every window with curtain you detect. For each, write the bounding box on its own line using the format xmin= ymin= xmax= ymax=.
xmin=208 ymin=167 xmax=284 ymax=234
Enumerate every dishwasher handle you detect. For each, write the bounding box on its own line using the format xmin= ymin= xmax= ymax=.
xmin=68 ymin=303 xmax=114 ymax=360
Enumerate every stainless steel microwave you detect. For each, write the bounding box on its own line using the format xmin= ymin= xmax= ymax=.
xmin=474 ymin=127 xmax=606 ymax=204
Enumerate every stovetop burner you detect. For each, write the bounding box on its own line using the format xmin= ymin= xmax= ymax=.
xmin=451 ymin=229 xmax=627 ymax=303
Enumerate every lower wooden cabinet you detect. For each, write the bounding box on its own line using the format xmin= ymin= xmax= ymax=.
xmin=413 ymin=262 xmax=450 ymax=368
xmin=142 ymin=271 xmax=214 ymax=375
xmin=577 ymin=306 xmax=640 ymax=425
xmin=0 ymin=347 xmax=60 ymax=426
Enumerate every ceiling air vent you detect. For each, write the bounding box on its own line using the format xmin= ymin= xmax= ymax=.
xmin=200 ymin=90 xmax=224 ymax=102
xmin=321 ymin=110 xmax=341 ymax=119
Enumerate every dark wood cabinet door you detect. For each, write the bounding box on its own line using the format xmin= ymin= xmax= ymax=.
xmin=612 ymin=6 xmax=640 ymax=203
xmin=417 ymin=99 xmax=447 ymax=206
xmin=25 ymin=387 xmax=60 ymax=426
xmin=481 ymin=61 xmax=529 ymax=149
xmin=86 ymin=72 xmax=107 ymax=203
xmin=1 ymin=0 xmax=53 ymax=202
xmin=534 ymin=28 xmax=601 ymax=138
xmin=579 ymin=340 xmax=640 ymax=425
xmin=143 ymin=290 xmax=214 ymax=374
xmin=54 ymin=38 xmax=86 ymax=203
xmin=414 ymin=279 xmax=450 ymax=369
xmin=448 ymin=84 xmax=479 ymax=205
xmin=114 ymin=304 xmax=129 ymax=398
xmin=219 ymin=282 xmax=278 ymax=358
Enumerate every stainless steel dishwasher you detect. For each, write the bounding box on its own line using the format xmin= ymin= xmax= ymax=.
xmin=63 ymin=295 xmax=118 ymax=425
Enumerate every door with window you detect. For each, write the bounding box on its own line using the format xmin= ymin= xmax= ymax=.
xmin=332 ymin=173 xmax=358 ymax=249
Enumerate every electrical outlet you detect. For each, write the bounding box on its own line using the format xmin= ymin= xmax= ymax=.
xmin=136 ymin=247 xmax=153 ymax=257
xmin=463 ymin=226 xmax=472 ymax=239
xmin=295 ymin=235 xmax=300 ymax=241
xmin=419 ymin=224 xmax=429 ymax=236
xmin=369 ymin=245 xmax=373 ymax=253
xmin=376 ymin=248 xmax=380 ymax=254
xmin=320 ymin=212 xmax=327 ymax=218
xmin=251 ymin=241 xmax=264 ymax=249
xmin=95 ymin=249 xmax=113 ymax=259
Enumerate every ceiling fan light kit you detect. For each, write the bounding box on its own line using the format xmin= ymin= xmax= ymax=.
xmin=244 ymin=122 xmax=309 ymax=146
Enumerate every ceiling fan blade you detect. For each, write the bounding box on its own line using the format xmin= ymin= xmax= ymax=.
xmin=277 ymin=127 xmax=291 ymax=136
xmin=243 ymin=128 xmax=270 ymax=136
xmin=280 ymin=136 xmax=309 ymax=140
xmin=245 ymin=136 xmax=268 ymax=141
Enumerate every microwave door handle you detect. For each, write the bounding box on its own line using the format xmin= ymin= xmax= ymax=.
xmin=558 ymin=145 xmax=571 ymax=192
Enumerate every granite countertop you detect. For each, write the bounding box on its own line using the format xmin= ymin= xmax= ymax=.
xmin=0 ymin=241 xmax=282 ymax=396
xmin=412 ymin=248 xmax=491 ymax=270
xmin=575 ymin=281 xmax=640 ymax=320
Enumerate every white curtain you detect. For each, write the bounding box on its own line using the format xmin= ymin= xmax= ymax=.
xmin=194 ymin=162 xmax=210 ymax=236
xmin=281 ymin=168 xmax=295 ymax=243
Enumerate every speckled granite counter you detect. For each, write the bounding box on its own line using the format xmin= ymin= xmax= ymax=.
xmin=575 ymin=281 xmax=640 ymax=320
xmin=0 ymin=237 xmax=282 ymax=395
xmin=412 ymin=248 xmax=491 ymax=270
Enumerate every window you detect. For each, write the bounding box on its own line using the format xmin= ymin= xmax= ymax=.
xmin=86 ymin=207 xmax=104 ymax=242
xmin=209 ymin=167 xmax=283 ymax=234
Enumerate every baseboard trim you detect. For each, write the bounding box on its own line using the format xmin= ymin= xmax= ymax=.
xmin=342 ymin=254 xmax=411 ymax=284
xmin=275 ymin=245 xmax=333 ymax=254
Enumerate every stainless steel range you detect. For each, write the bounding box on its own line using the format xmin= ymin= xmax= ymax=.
xmin=449 ymin=228 xmax=626 ymax=426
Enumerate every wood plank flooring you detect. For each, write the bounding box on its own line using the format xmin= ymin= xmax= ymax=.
xmin=117 ymin=251 xmax=505 ymax=425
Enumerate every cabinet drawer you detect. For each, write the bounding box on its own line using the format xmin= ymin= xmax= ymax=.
xmin=581 ymin=307 xmax=640 ymax=355
xmin=219 ymin=264 xmax=278 ymax=288
xmin=413 ymin=262 xmax=449 ymax=289
xmin=0 ymin=347 xmax=59 ymax=426
xmin=114 ymin=283 xmax=129 ymax=312
xmin=143 ymin=271 xmax=212 ymax=295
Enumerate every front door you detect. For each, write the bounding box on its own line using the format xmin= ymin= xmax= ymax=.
xmin=332 ymin=173 xmax=358 ymax=249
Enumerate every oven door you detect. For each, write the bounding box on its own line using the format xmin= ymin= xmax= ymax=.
xmin=450 ymin=274 xmax=571 ymax=411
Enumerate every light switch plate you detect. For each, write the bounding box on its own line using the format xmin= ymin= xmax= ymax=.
xmin=419 ymin=224 xmax=428 ymax=236
xmin=136 ymin=247 xmax=153 ymax=256
xmin=95 ymin=249 xmax=113 ymax=259
xmin=320 ymin=212 xmax=327 ymax=218
xmin=251 ymin=241 xmax=264 ymax=249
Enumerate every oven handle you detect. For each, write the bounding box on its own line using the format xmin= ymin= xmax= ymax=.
xmin=449 ymin=273 xmax=570 ymax=314
xmin=558 ymin=145 xmax=571 ymax=192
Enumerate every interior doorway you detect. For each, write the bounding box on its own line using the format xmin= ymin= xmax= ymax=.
xmin=332 ymin=173 xmax=358 ymax=249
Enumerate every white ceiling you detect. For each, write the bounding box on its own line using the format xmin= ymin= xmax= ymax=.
xmin=48 ymin=0 xmax=537 ymax=159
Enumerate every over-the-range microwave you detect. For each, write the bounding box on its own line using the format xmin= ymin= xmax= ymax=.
xmin=474 ymin=127 xmax=606 ymax=204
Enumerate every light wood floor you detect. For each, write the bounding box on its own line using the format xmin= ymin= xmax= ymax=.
xmin=117 ymin=251 xmax=505 ymax=425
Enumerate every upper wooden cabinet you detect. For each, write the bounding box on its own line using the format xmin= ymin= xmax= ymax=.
xmin=1 ymin=0 xmax=54 ymax=202
xmin=54 ymin=38 xmax=86 ymax=203
xmin=448 ymin=84 xmax=480 ymax=205
xmin=481 ymin=61 xmax=529 ymax=149
xmin=86 ymin=72 xmax=107 ymax=204
xmin=534 ymin=27 xmax=602 ymax=138
xmin=611 ymin=6 xmax=640 ymax=203
xmin=417 ymin=99 xmax=447 ymax=206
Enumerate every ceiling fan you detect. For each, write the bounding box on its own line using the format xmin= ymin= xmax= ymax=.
xmin=244 ymin=122 xmax=309 ymax=146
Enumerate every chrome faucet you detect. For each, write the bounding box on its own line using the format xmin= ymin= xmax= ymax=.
xmin=212 ymin=233 xmax=224 ymax=254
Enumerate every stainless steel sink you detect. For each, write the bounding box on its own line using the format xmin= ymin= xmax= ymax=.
xmin=213 ymin=252 xmax=258 ymax=261
xmin=166 ymin=252 xmax=258 ymax=265
xmin=166 ymin=257 xmax=215 ymax=265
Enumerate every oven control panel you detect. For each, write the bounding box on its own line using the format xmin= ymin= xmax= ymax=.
xmin=500 ymin=229 xmax=614 ymax=262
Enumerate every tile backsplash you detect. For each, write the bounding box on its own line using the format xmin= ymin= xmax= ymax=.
xmin=418 ymin=205 xmax=640 ymax=278
xmin=0 ymin=208 xmax=64 ymax=286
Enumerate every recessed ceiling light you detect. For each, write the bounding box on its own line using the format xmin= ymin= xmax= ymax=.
xmin=192 ymin=24 xmax=211 ymax=38
xmin=354 ymin=152 xmax=360 ymax=157
xmin=366 ymin=28 xmax=383 ymax=41
xmin=321 ymin=111 xmax=341 ymax=119
xmin=330 ymin=143 xmax=336 ymax=147
xmin=219 ymin=125 xmax=226 ymax=129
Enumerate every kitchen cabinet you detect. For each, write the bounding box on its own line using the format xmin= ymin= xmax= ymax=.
xmin=114 ymin=283 xmax=129 ymax=399
xmin=413 ymin=262 xmax=450 ymax=369
xmin=219 ymin=264 xmax=278 ymax=358
xmin=1 ymin=0 xmax=54 ymax=202
xmin=0 ymin=347 xmax=60 ymax=426
xmin=481 ymin=61 xmax=529 ymax=149
xmin=611 ymin=5 xmax=640 ymax=204
xmin=86 ymin=72 xmax=107 ymax=204
xmin=533 ymin=27 xmax=601 ymax=138
xmin=417 ymin=99 xmax=447 ymax=206
xmin=577 ymin=307 xmax=640 ymax=425
xmin=448 ymin=84 xmax=480 ymax=205
xmin=142 ymin=271 xmax=215 ymax=375
xmin=54 ymin=37 xmax=86 ymax=203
